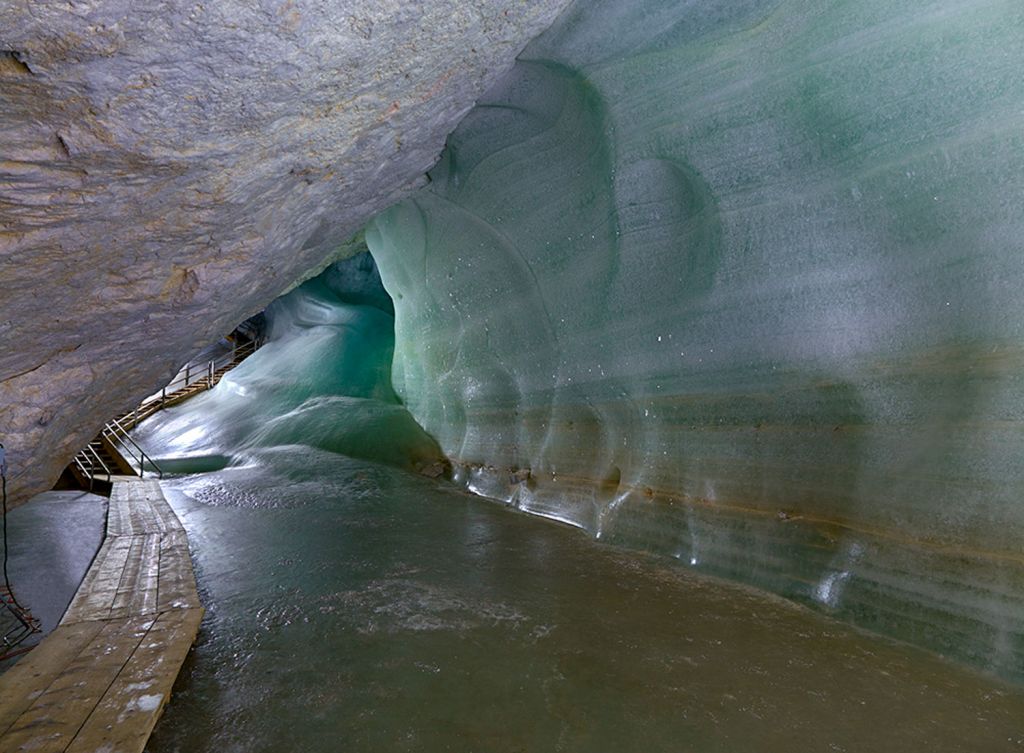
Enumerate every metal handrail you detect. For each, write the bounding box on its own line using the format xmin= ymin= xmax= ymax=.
xmin=106 ymin=424 xmax=141 ymax=472
xmin=113 ymin=335 xmax=261 ymax=479
xmin=140 ymin=337 xmax=261 ymax=410
xmin=67 ymin=332 xmax=261 ymax=492
xmin=83 ymin=443 xmax=112 ymax=481
xmin=73 ymin=456 xmax=94 ymax=491
xmin=104 ymin=417 xmax=163 ymax=479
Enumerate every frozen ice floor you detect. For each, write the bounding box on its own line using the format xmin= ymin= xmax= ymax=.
xmin=144 ymin=448 xmax=1024 ymax=753
xmin=0 ymin=490 xmax=106 ymax=667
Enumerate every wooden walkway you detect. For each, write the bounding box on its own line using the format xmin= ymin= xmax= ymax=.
xmin=0 ymin=479 xmax=202 ymax=753
xmin=68 ymin=334 xmax=260 ymax=492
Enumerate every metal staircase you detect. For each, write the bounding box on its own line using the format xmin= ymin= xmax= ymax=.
xmin=67 ymin=333 xmax=262 ymax=494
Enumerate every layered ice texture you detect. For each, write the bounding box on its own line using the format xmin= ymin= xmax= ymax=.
xmin=134 ymin=253 xmax=445 ymax=477
xmin=365 ymin=0 xmax=1024 ymax=679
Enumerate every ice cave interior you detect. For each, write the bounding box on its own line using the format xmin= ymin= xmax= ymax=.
xmin=3 ymin=0 xmax=1024 ymax=750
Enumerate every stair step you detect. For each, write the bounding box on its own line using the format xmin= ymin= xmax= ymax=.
xmin=63 ymin=333 xmax=262 ymax=493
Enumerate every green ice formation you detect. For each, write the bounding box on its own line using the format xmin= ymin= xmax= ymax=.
xmin=364 ymin=0 xmax=1024 ymax=679
xmin=135 ymin=253 xmax=445 ymax=476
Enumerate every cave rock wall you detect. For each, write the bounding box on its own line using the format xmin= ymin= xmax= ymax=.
xmin=0 ymin=0 xmax=571 ymax=503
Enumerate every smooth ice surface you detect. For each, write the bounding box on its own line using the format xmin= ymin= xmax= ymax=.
xmin=0 ymin=490 xmax=106 ymax=666
xmin=365 ymin=0 xmax=1024 ymax=679
xmin=144 ymin=452 xmax=1024 ymax=753
xmin=134 ymin=253 xmax=444 ymax=476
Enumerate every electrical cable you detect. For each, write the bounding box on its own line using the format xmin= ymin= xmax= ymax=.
xmin=0 ymin=443 xmax=40 ymax=660
xmin=1 ymin=443 xmax=30 ymax=617
xmin=2 ymin=469 xmax=21 ymax=610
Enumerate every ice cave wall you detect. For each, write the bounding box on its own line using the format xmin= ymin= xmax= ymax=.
xmin=133 ymin=251 xmax=446 ymax=476
xmin=366 ymin=0 xmax=1024 ymax=678
xmin=0 ymin=0 xmax=570 ymax=504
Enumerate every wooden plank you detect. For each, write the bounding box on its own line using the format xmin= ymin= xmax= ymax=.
xmin=157 ymin=537 xmax=201 ymax=612
xmin=62 ymin=537 xmax=133 ymax=624
xmin=135 ymin=480 xmax=164 ymax=498
xmin=65 ymin=483 xmax=198 ymax=625
xmin=109 ymin=535 xmax=145 ymax=618
xmin=127 ymin=495 xmax=149 ymax=536
xmin=128 ymin=534 xmax=161 ymax=617
xmin=1 ymin=478 xmax=203 ymax=753
xmin=129 ymin=492 xmax=148 ymax=534
xmin=0 ymin=621 xmax=105 ymax=737
xmin=110 ymin=535 xmax=162 ymax=619
xmin=0 ymin=618 xmax=152 ymax=752
xmin=67 ymin=538 xmax=114 ymax=599
xmin=151 ymin=495 xmax=185 ymax=535
xmin=64 ymin=608 xmax=203 ymax=753
xmin=108 ymin=480 xmax=166 ymax=537
xmin=133 ymin=482 xmax=174 ymax=535
xmin=106 ymin=488 xmax=130 ymax=537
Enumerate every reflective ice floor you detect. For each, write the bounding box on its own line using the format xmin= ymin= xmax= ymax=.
xmin=145 ymin=448 xmax=1024 ymax=753
xmin=0 ymin=490 xmax=106 ymax=668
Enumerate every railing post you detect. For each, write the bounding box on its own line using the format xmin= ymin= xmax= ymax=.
xmin=185 ymin=363 xmax=190 ymax=386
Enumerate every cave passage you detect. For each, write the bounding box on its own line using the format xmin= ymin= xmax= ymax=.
xmin=142 ymin=451 xmax=1024 ymax=753
xmin=133 ymin=252 xmax=446 ymax=478
xmin=3 ymin=0 xmax=1024 ymax=749
xmin=360 ymin=0 xmax=1024 ymax=684
xmin=120 ymin=251 xmax=1024 ymax=752
xmin=117 ymin=0 xmax=1024 ymax=737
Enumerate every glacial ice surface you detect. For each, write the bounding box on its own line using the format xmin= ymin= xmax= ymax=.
xmin=365 ymin=0 xmax=1024 ymax=679
xmin=143 ymin=455 xmax=1024 ymax=753
xmin=133 ymin=252 xmax=444 ymax=476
